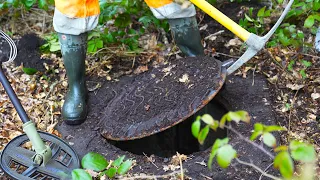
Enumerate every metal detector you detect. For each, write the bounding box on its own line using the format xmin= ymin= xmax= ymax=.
xmin=0 ymin=31 xmax=80 ymax=180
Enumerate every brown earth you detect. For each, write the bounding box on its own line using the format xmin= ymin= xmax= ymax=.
xmin=1 ymin=1 xmax=319 ymax=179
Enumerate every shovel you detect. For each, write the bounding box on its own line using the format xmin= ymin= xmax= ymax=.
xmin=100 ymin=0 xmax=294 ymax=141
xmin=190 ymin=0 xmax=294 ymax=75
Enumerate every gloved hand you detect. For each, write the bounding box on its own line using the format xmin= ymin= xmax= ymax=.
xmin=173 ymin=0 xmax=192 ymax=9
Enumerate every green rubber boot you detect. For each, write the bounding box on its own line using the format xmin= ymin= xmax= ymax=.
xmin=168 ymin=16 xmax=205 ymax=57
xmin=58 ymin=33 xmax=88 ymax=125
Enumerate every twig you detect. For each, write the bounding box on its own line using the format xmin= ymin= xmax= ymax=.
xmin=120 ymin=170 xmax=183 ymax=180
xmin=264 ymin=49 xmax=284 ymax=71
xmin=283 ymin=52 xmax=320 ymax=59
xmin=213 ymin=52 xmax=240 ymax=59
xmin=288 ymin=90 xmax=299 ymax=140
xmin=259 ymin=163 xmax=274 ymax=180
xmin=178 ymin=152 xmax=184 ymax=180
xmin=236 ymin=158 xmax=281 ymax=180
xmin=226 ymin=125 xmax=275 ymax=159
xmin=42 ymin=13 xmax=46 ymax=34
xmin=252 ymin=65 xmax=256 ymax=86
xmin=143 ymin=152 xmax=158 ymax=169
xmin=200 ymin=173 xmax=212 ymax=179
xmin=44 ymin=81 xmax=60 ymax=100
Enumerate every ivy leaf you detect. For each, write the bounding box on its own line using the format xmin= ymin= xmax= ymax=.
xmin=219 ymin=115 xmax=228 ymax=128
xmin=257 ymin=6 xmax=266 ymax=17
xmin=201 ymin=114 xmax=215 ymax=125
xmin=114 ymin=13 xmax=131 ymax=28
xmin=226 ymin=111 xmax=250 ymax=123
xmin=208 ymin=138 xmax=229 ymax=169
xmin=81 ymin=152 xmax=108 ymax=172
xmin=105 ymin=167 xmax=117 ymax=178
xmin=250 ymin=131 xmax=262 ymax=141
xmin=198 ymin=125 xmax=210 ymax=145
xmin=216 ymin=145 xmax=237 ymax=168
xmin=138 ymin=15 xmax=154 ymax=27
xmin=274 ymin=145 xmax=288 ymax=152
xmin=300 ymin=60 xmax=312 ymax=68
xmin=254 ymin=123 xmax=263 ymax=131
xmin=304 ymin=15 xmax=315 ymax=28
xmin=49 ymin=41 xmax=61 ymax=52
xmin=263 ymin=132 xmax=276 ymax=147
xmin=22 ymin=0 xmax=36 ymax=8
xmin=22 ymin=67 xmax=38 ymax=75
xmin=38 ymin=0 xmax=48 ymax=10
xmin=72 ymin=169 xmax=92 ymax=180
xmin=112 ymin=155 xmax=125 ymax=167
xmin=289 ymin=140 xmax=316 ymax=163
xmin=191 ymin=117 xmax=201 ymax=138
xmin=117 ymin=159 xmax=133 ymax=175
xmin=210 ymin=120 xmax=220 ymax=131
xmin=299 ymin=69 xmax=307 ymax=79
xmin=264 ymin=125 xmax=286 ymax=132
xmin=245 ymin=13 xmax=254 ymax=22
xmin=250 ymin=123 xmax=263 ymax=141
xmin=274 ymin=151 xmax=294 ymax=179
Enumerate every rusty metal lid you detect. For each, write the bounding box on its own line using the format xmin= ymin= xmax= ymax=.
xmin=98 ymin=56 xmax=226 ymax=141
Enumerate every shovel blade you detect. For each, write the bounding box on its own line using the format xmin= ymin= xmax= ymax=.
xmin=226 ymin=47 xmax=258 ymax=75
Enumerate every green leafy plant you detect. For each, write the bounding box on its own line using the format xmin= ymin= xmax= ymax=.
xmin=192 ymin=111 xmax=317 ymax=179
xmin=287 ymin=59 xmax=312 ymax=79
xmin=95 ymin=0 xmax=168 ymax=52
xmin=0 ymin=0 xmax=54 ymax=10
xmin=239 ymin=6 xmax=271 ymax=35
xmin=2 ymin=0 xmax=168 ymax=53
xmin=238 ymin=0 xmax=320 ymax=49
xmin=22 ymin=67 xmax=38 ymax=75
xmin=72 ymin=152 xmax=134 ymax=180
xmin=40 ymin=33 xmax=61 ymax=53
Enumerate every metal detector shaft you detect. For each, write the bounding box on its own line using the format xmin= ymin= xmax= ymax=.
xmin=0 ymin=66 xmax=29 ymax=123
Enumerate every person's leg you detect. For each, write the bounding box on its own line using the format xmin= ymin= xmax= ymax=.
xmin=144 ymin=0 xmax=204 ymax=56
xmin=58 ymin=33 xmax=88 ymax=125
xmin=53 ymin=0 xmax=100 ymax=125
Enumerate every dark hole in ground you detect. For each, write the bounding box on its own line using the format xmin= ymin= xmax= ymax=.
xmin=108 ymin=98 xmax=228 ymax=157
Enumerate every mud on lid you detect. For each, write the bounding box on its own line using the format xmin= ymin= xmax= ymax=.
xmin=98 ymin=56 xmax=226 ymax=141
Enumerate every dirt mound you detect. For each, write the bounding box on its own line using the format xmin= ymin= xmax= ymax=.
xmin=0 ymin=33 xmax=51 ymax=72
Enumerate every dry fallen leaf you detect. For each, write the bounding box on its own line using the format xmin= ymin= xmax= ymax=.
xmin=311 ymin=93 xmax=320 ymax=100
xmin=195 ymin=161 xmax=207 ymax=167
xmin=170 ymin=154 xmax=187 ymax=165
xmin=225 ymin=38 xmax=243 ymax=47
xmin=286 ymin=84 xmax=305 ymax=91
xmin=134 ymin=65 xmax=148 ymax=74
xmin=163 ymin=164 xmax=180 ymax=172
xmin=179 ymin=74 xmax=189 ymax=83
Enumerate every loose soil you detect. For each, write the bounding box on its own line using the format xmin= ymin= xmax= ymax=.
xmin=1 ymin=1 xmax=319 ymax=179
xmin=0 ymin=33 xmax=50 ymax=71
xmin=56 ymin=73 xmax=279 ymax=180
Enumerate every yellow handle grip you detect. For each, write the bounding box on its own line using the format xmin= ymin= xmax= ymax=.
xmin=190 ymin=0 xmax=251 ymax=41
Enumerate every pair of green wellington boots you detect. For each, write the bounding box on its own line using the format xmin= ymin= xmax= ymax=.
xmin=59 ymin=16 xmax=205 ymax=125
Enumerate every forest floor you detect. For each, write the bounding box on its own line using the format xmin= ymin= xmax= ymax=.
xmin=0 ymin=1 xmax=319 ymax=179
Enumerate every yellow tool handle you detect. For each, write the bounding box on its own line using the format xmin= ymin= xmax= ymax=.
xmin=190 ymin=0 xmax=251 ymax=41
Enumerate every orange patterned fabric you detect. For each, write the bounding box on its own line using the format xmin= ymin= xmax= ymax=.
xmin=55 ymin=0 xmax=100 ymax=18
xmin=144 ymin=0 xmax=172 ymax=8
